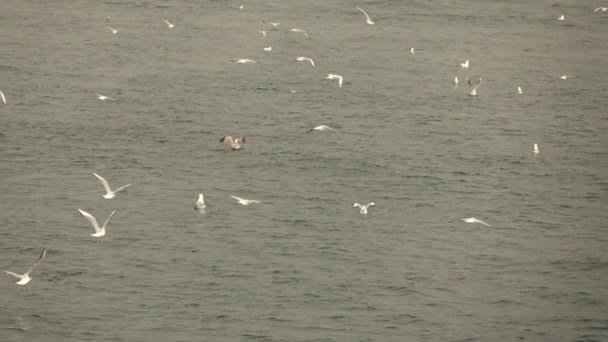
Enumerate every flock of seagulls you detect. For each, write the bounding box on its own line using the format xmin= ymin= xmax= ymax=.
xmin=5 ymin=2 xmax=601 ymax=290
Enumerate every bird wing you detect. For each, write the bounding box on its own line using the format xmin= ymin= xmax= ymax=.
xmin=102 ymin=210 xmax=117 ymax=229
xmin=113 ymin=184 xmax=132 ymax=193
xmin=0 ymin=90 xmax=6 ymax=104
xmin=4 ymin=271 xmax=23 ymax=279
xmin=308 ymin=58 xmax=315 ymax=67
xmin=356 ymin=7 xmax=371 ymax=20
xmin=231 ymin=196 xmax=245 ymax=202
xmin=472 ymin=79 xmax=482 ymax=92
xmin=478 ymin=219 xmax=490 ymax=226
xmin=93 ymin=173 xmax=112 ymax=194
xmin=26 ymin=249 xmax=47 ymax=275
xmin=163 ymin=19 xmax=171 ymax=26
xmin=78 ymin=209 xmax=101 ymax=233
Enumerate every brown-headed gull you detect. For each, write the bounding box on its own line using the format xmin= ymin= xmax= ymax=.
xmin=4 ymin=249 xmax=46 ymax=287
xmin=78 ymin=209 xmax=116 ymax=240
xmin=93 ymin=173 xmax=132 ymax=199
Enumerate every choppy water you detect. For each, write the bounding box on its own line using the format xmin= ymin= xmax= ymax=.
xmin=1 ymin=0 xmax=607 ymax=341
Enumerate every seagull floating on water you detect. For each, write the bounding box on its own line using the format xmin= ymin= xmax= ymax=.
xmin=79 ymin=209 xmax=116 ymax=240
xmin=454 ymin=77 xmax=459 ymax=88
xmin=353 ymin=202 xmax=375 ymax=214
xmin=355 ymin=7 xmax=375 ymax=25
xmin=517 ymin=86 xmax=523 ymax=94
xmin=460 ymin=60 xmax=469 ymax=68
xmin=533 ymin=143 xmax=540 ymax=157
xmin=296 ymin=56 xmax=315 ymax=68
xmin=326 ymin=74 xmax=343 ymax=88
xmin=307 ymin=125 xmax=336 ymax=133
xmin=461 ymin=217 xmax=490 ymax=226
xmin=95 ymin=94 xmax=113 ymax=101
xmin=467 ymin=77 xmax=482 ymax=96
xmin=220 ymin=136 xmax=245 ymax=150
xmin=106 ymin=26 xmax=118 ymax=34
xmin=193 ymin=193 xmax=206 ymax=210
xmin=231 ymin=196 xmax=261 ymax=205
xmin=557 ymin=15 xmax=565 ymax=21
xmin=594 ymin=7 xmax=608 ymax=13
xmin=162 ymin=19 xmax=174 ymax=28
xmin=93 ymin=172 xmax=132 ymax=199
xmin=4 ymin=249 xmax=46 ymax=287
xmin=231 ymin=59 xmax=256 ymax=64
xmin=0 ymin=90 xmax=6 ymax=104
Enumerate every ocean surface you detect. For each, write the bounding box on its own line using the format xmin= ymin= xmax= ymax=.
xmin=1 ymin=0 xmax=607 ymax=341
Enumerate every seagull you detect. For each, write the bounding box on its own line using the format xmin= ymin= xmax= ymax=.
xmin=295 ymin=56 xmax=315 ymax=68
xmin=239 ymin=4 xmax=244 ymax=10
xmin=460 ymin=60 xmax=469 ymax=68
xmin=4 ymin=249 xmax=47 ymax=287
xmin=533 ymin=143 xmax=540 ymax=157
xmin=231 ymin=196 xmax=261 ymax=205
xmin=264 ymin=46 xmax=272 ymax=52
xmin=461 ymin=217 xmax=491 ymax=226
xmin=353 ymin=202 xmax=375 ymax=214
xmin=410 ymin=47 xmax=415 ymax=54
xmin=517 ymin=86 xmax=523 ymax=94
xmin=220 ymin=136 xmax=245 ymax=150
xmin=355 ymin=7 xmax=375 ymax=25
xmin=193 ymin=193 xmax=206 ymax=210
xmin=467 ymin=77 xmax=482 ymax=96
xmin=288 ymin=28 xmax=310 ymax=39
xmin=557 ymin=15 xmax=565 ymax=21
xmin=162 ymin=19 xmax=174 ymax=28
xmin=93 ymin=172 xmax=132 ymax=199
xmin=307 ymin=125 xmax=337 ymax=133
xmin=95 ymin=94 xmax=113 ymax=101
xmin=560 ymin=75 xmax=571 ymax=80
xmin=78 ymin=209 xmax=116 ymax=240
xmin=326 ymin=74 xmax=343 ymax=88
xmin=0 ymin=90 xmax=6 ymax=104
xmin=262 ymin=20 xmax=280 ymax=27
xmin=106 ymin=26 xmax=118 ymax=34
xmin=454 ymin=77 xmax=459 ymax=88
xmin=594 ymin=7 xmax=608 ymax=13
xmin=231 ymin=59 xmax=256 ymax=64
xmin=259 ymin=30 xmax=267 ymax=38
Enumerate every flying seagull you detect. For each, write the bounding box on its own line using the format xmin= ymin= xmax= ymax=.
xmin=231 ymin=196 xmax=261 ymax=205
xmin=326 ymin=74 xmax=343 ymax=88
xmin=231 ymin=59 xmax=256 ymax=64
xmin=517 ymin=86 xmax=523 ymax=94
xmin=307 ymin=125 xmax=337 ymax=133
xmin=4 ymin=249 xmax=47 ymax=287
xmin=288 ymin=28 xmax=310 ymax=39
xmin=95 ymin=94 xmax=113 ymax=101
xmin=162 ymin=19 xmax=174 ymax=28
xmin=0 ymin=90 xmax=6 ymax=104
xmin=460 ymin=60 xmax=469 ymax=68
xmin=264 ymin=46 xmax=272 ymax=52
xmin=295 ymin=56 xmax=315 ymax=68
xmin=410 ymin=47 xmax=415 ymax=54
xmin=557 ymin=15 xmax=565 ymax=21
xmin=93 ymin=172 xmax=132 ymax=199
xmin=454 ymin=77 xmax=459 ymax=88
xmin=106 ymin=26 xmax=118 ymax=34
xmin=355 ymin=7 xmax=375 ymax=25
xmin=78 ymin=209 xmax=116 ymax=240
xmin=220 ymin=136 xmax=245 ymax=150
xmin=461 ymin=217 xmax=490 ymax=226
xmin=594 ymin=7 xmax=607 ymax=13
xmin=533 ymin=143 xmax=539 ymax=157
xmin=353 ymin=202 xmax=375 ymax=214
xmin=467 ymin=77 xmax=482 ymax=96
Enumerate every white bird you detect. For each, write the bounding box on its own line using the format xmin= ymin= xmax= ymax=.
xmin=193 ymin=193 xmax=206 ymax=210
xmin=220 ymin=136 xmax=245 ymax=150
xmin=162 ymin=19 xmax=174 ymax=28
xmin=410 ymin=47 xmax=415 ymax=54
xmin=326 ymin=74 xmax=343 ymax=88
xmin=231 ymin=196 xmax=261 ymax=205
xmin=259 ymin=30 xmax=267 ymax=38
xmin=264 ymin=46 xmax=272 ymax=52
xmin=461 ymin=217 xmax=491 ymax=226
xmin=106 ymin=26 xmax=118 ymax=34
xmin=454 ymin=77 xmax=459 ymax=88
xmin=239 ymin=4 xmax=244 ymax=10
xmin=307 ymin=125 xmax=337 ymax=133
xmin=231 ymin=59 xmax=256 ymax=64
xmin=295 ymin=56 xmax=315 ymax=68
xmin=467 ymin=77 xmax=482 ymax=96
xmin=533 ymin=143 xmax=540 ymax=157
xmin=0 ymin=90 xmax=6 ymax=104
xmin=4 ymin=249 xmax=47 ymax=287
xmin=353 ymin=202 xmax=375 ymax=214
xmin=93 ymin=172 xmax=132 ymax=199
xmin=262 ymin=20 xmax=280 ymax=27
xmin=560 ymin=75 xmax=571 ymax=80
xmin=594 ymin=7 xmax=607 ymax=13
xmin=355 ymin=7 xmax=375 ymax=25
xmin=517 ymin=86 xmax=523 ymax=94
xmin=460 ymin=60 xmax=469 ymax=68
xmin=78 ymin=209 xmax=116 ymax=239
xmin=557 ymin=15 xmax=565 ymax=21
xmin=288 ymin=28 xmax=310 ymax=39
xmin=95 ymin=94 xmax=113 ymax=101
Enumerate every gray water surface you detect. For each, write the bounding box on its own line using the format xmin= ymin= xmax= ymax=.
xmin=1 ymin=1 xmax=607 ymax=341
